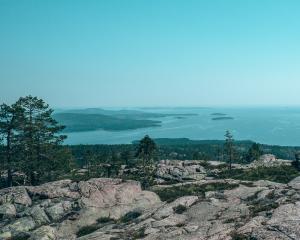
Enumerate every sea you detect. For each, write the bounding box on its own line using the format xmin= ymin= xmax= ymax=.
xmin=63 ymin=107 xmax=300 ymax=146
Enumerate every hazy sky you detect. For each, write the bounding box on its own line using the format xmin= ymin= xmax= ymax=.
xmin=1 ymin=0 xmax=300 ymax=107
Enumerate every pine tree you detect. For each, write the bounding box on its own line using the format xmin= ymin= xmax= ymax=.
xmin=0 ymin=103 xmax=23 ymax=187
xmin=15 ymin=96 xmax=66 ymax=185
xmin=224 ymin=130 xmax=235 ymax=170
xmin=246 ymin=143 xmax=263 ymax=163
xmin=135 ymin=135 xmax=157 ymax=189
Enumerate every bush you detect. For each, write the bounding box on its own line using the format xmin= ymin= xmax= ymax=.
xmin=76 ymin=225 xmax=100 ymax=237
xmin=120 ymin=210 xmax=142 ymax=223
xmin=231 ymin=232 xmax=257 ymax=240
xmin=132 ymin=227 xmax=146 ymax=239
xmin=215 ymin=166 xmax=299 ymax=183
xmin=153 ymin=182 xmax=239 ymax=203
xmin=173 ymin=204 xmax=187 ymax=214
xmin=97 ymin=217 xmax=114 ymax=223
xmin=250 ymin=201 xmax=279 ymax=217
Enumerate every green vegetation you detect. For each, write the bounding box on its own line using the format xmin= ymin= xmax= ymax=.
xmin=135 ymin=135 xmax=158 ymax=189
xmin=76 ymin=224 xmax=100 ymax=237
xmin=132 ymin=228 xmax=146 ymax=239
xmin=57 ymin=107 xmax=197 ymax=119
xmin=224 ymin=130 xmax=235 ymax=170
xmin=120 ymin=210 xmax=142 ymax=223
xmin=212 ymin=117 xmax=234 ymax=120
xmin=0 ymin=96 xmax=73 ymax=187
xmin=53 ymin=113 xmax=161 ymax=132
xmin=246 ymin=143 xmax=263 ymax=163
xmin=153 ymin=182 xmax=239 ymax=202
xmin=173 ymin=204 xmax=188 ymax=214
xmin=53 ymin=108 xmax=197 ymax=133
xmin=230 ymin=232 xmax=256 ymax=240
xmin=97 ymin=217 xmax=115 ymax=223
xmin=250 ymin=201 xmax=279 ymax=217
xmin=1 ymin=96 xmax=300 ymax=190
xmin=211 ymin=113 xmax=227 ymax=116
xmin=214 ymin=165 xmax=300 ymax=183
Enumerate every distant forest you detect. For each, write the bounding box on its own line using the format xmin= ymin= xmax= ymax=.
xmin=69 ymin=138 xmax=300 ymax=168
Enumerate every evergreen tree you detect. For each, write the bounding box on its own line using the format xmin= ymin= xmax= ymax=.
xmin=292 ymin=151 xmax=300 ymax=171
xmin=135 ymin=135 xmax=157 ymax=189
xmin=224 ymin=130 xmax=235 ymax=170
xmin=0 ymin=103 xmax=23 ymax=187
xmin=121 ymin=150 xmax=131 ymax=166
xmin=246 ymin=143 xmax=263 ymax=163
xmin=15 ymin=96 xmax=66 ymax=185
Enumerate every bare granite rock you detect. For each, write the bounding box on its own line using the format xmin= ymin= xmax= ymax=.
xmin=2 ymin=174 xmax=300 ymax=240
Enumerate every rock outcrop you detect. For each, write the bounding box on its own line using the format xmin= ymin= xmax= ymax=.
xmin=0 ymin=178 xmax=160 ymax=240
xmin=156 ymin=160 xmax=207 ymax=182
xmin=250 ymin=154 xmax=292 ymax=168
xmin=1 ymin=175 xmax=300 ymax=239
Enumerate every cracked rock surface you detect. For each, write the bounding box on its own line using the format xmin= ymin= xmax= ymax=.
xmin=1 ymin=176 xmax=300 ymax=239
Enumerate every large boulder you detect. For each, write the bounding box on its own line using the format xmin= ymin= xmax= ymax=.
xmin=0 ymin=186 xmax=32 ymax=206
xmin=156 ymin=160 xmax=206 ymax=182
xmin=0 ymin=216 xmax=36 ymax=239
xmin=288 ymin=176 xmax=300 ymax=190
xmin=26 ymin=179 xmax=80 ymax=199
xmin=45 ymin=201 xmax=73 ymax=221
xmin=0 ymin=203 xmax=16 ymax=220
xmin=29 ymin=226 xmax=56 ymax=240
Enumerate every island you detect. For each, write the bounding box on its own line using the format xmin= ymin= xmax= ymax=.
xmin=212 ymin=116 xmax=234 ymax=121
xmin=53 ymin=113 xmax=161 ymax=132
xmin=211 ymin=113 xmax=227 ymax=116
xmin=53 ymin=108 xmax=198 ymax=132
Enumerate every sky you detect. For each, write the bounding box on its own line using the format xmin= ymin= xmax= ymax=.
xmin=1 ymin=0 xmax=300 ymax=108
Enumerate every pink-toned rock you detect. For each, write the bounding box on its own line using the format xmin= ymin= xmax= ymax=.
xmin=26 ymin=180 xmax=80 ymax=199
xmin=78 ymin=178 xmax=142 ymax=208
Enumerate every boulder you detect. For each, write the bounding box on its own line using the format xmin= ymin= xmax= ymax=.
xmin=29 ymin=226 xmax=56 ymax=240
xmin=288 ymin=176 xmax=300 ymax=190
xmin=45 ymin=201 xmax=73 ymax=221
xmin=26 ymin=179 xmax=80 ymax=199
xmin=0 ymin=216 xmax=36 ymax=239
xmin=156 ymin=160 xmax=206 ymax=181
xmin=78 ymin=178 xmax=141 ymax=208
xmin=0 ymin=203 xmax=16 ymax=219
xmin=0 ymin=186 xmax=32 ymax=206
xmin=30 ymin=205 xmax=50 ymax=226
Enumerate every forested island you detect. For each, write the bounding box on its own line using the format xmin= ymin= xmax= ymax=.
xmin=53 ymin=108 xmax=197 ymax=132
xmin=212 ymin=116 xmax=234 ymax=120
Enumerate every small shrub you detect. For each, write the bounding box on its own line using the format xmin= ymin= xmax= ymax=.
xmin=176 ymin=222 xmax=186 ymax=227
xmin=97 ymin=217 xmax=114 ymax=223
xmin=153 ymin=183 xmax=239 ymax=203
xmin=132 ymin=227 xmax=146 ymax=239
xmin=215 ymin=166 xmax=300 ymax=184
xmin=223 ymin=218 xmax=236 ymax=224
xmin=231 ymin=232 xmax=257 ymax=240
xmin=120 ymin=210 xmax=142 ymax=223
xmin=76 ymin=225 xmax=100 ymax=237
xmin=173 ymin=204 xmax=187 ymax=214
xmin=11 ymin=235 xmax=30 ymax=240
xmin=250 ymin=202 xmax=279 ymax=217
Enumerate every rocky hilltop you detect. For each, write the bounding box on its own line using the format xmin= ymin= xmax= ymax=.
xmin=0 ymin=156 xmax=300 ymax=240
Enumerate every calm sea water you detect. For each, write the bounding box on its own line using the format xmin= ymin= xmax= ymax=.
xmin=63 ymin=107 xmax=300 ymax=146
